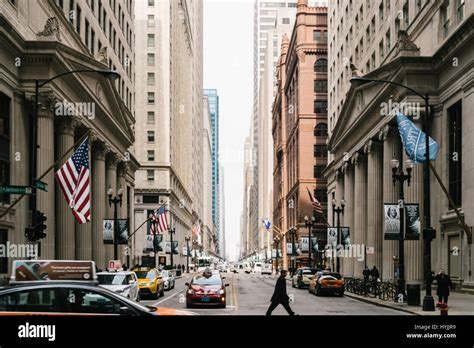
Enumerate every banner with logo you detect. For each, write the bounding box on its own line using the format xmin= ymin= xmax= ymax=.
xmin=117 ymin=219 xmax=129 ymax=245
xmin=405 ymin=203 xmax=421 ymax=240
xmin=144 ymin=234 xmax=163 ymax=252
xmin=341 ymin=227 xmax=350 ymax=246
xmin=311 ymin=237 xmax=319 ymax=253
xmin=384 ymin=204 xmax=400 ymax=240
xmin=286 ymin=243 xmax=293 ymax=255
xmin=327 ymin=227 xmax=337 ymax=246
xmin=103 ymin=219 xmax=114 ymax=244
xmin=300 ymin=237 xmax=309 ymax=252
xmin=165 ymin=241 xmax=178 ymax=254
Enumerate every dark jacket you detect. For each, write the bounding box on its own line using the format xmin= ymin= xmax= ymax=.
xmin=370 ymin=268 xmax=380 ymax=279
xmin=435 ymin=274 xmax=453 ymax=296
xmin=363 ymin=268 xmax=370 ymax=278
xmin=271 ymin=276 xmax=289 ymax=303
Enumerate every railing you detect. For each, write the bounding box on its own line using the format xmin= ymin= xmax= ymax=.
xmin=345 ymin=277 xmax=398 ymax=301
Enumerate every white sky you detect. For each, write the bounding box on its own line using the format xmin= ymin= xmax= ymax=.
xmin=203 ymin=0 xmax=254 ymax=261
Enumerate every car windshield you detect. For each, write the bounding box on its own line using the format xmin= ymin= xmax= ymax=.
xmin=191 ymin=275 xmax=222 ymax=286
xmin=301 ymin=269 xmax=318 ymax=275
xmin=98 ymin=274 xmax=130 ymax=285
xmin=135 ymin=271 xmax=155 ymax=279
xmin=320 ymin=273 xmax=342 ymax=280
xmin=160 ymin=271 xmax=168 ymax=277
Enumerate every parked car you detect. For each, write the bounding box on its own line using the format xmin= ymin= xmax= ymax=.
xmin=261 ymin=263 xmax=272 ymax=275
xmin=309 ymin=271 xmax=344 ymax=296
xmin=291 ymin=268 xmax=320 ymax=289
xmin=185 ymin=274 xmax=229 ymax=308
xmin=159 ymin=270 xmax=175 ymax=291
xmin=97 ymin=271 xmax=140 ymax=302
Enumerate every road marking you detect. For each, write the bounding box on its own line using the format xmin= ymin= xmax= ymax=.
xmin=152 ymin=288 xmax=187 ymax=306
xmin=232 ymin=275 xmax=238 ymax=310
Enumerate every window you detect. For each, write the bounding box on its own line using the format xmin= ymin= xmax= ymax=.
xmin=379 ymin=2 xmax=384 ymax=23
xmin=314 ymin=101 xmax=328 ymax=114
xmin=456 ymin=0 xmax=465 ymax=22
xmin=314 ymin=80 xmax=328 ymax=93
xmin=76 ymin=5 xmax=81 ymax=33
xmin=147 ymin=92 xmax=155 ymax=104
xmin=315 ymin=189 xmax=327 ymax=204
xmin=313 ymin=30 xmax=321 ymax=43
xmin=147 ymin=73 xmax=155 ymax=86
xmin=84 ymin=19 xmax=90 ymax=48
xmin=147 ymin=53 xmax=155 ymax=66
xmin=448 ymin=101 xmax=462 ymax=208
xmin=314 ymin=145 xmax=328 ymax=158
xmin=314 ymin=123 xmax=328 ymax=137
xmin=282 ymin=17 xmax=290 ymax=24
xmin=314 ymin=59 xmax=327 ymax=73
xmin=0 ymin=93 xmax=10 ymax=205
xmin=148 ymin=14 xmax=154 ymax=27
xmin=147 ymin=34 xmax=155 ymax=47
xmin=91 ymin=29 xmax=95 ymax=54
xmin=0 ymin=289 xmax=58 ymax=312
xmin=147 ymin=131 xmax=155 ymax=143
xmin=441 ymin=1 xmax=450 ymax=38
xmin=147 ymin=170 xmax=154 ymax=181
xmin=64 ymin=289 xmax=125 ymax=314
xmin=385 ymin=29 xmax=391 ymax=55
xmin=403 ymin=1 xmax=409 ymax=29
xmin=147 ymin=111 xmax=155 ymax=124
xmin=147 ymin=150 xmax=155 ymax=161
xmin=314 ymin=165 xmax=325 ymax=179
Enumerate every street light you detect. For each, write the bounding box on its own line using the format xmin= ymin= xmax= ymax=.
xmin=390 ymin=155 xmax=413 ymax=302
xmin=304 ymin=215 xmax=316 ymax=268
xmin=107 ymin=186 xmax=123 ymax=261
xmin=185 ymin=236 xmax=191 ymax=273
xmin=169 ymin=227 xmax=175 ymax=269
xmin=332 ymin=199 xmax=345 ymax=273
xmin=30 ymin=69 xmax=120 ymax=248
xmin=350 ymin=76 xmax=435 ymax=311
xmin=289 ymin=227 xmax=297 ymax=273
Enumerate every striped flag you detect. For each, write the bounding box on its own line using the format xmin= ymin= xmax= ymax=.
xmin=307 ymin=187 xmax=323 ymax=214
xmin=192 ymin=222 xmax=201 ymax=243
xmin=55 ymin=137 xmax=90 ymax=224
xmin=150 ymin=205 xmax=168 ymax=234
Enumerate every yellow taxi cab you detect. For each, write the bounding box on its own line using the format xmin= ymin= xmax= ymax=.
xmin=132 ymin=267 xmax=165 ymax=300
xmin=0 ymin=260 xmax=194 ymax=316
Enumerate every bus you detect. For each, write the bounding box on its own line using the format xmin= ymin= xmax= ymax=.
xmin=196 ymin=257 xmax=211 ymax=272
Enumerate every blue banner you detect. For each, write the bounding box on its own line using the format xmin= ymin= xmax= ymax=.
xmin=396 ymin=112 xmax=439 ymax=163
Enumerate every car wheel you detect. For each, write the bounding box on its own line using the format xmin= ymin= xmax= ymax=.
xmin=153 ymin=290 xmax=159 ymax=300
xmin=315 ymin=286 xmax=321 ymax=296
xmin=160 ymin=287 xmax=165 ymax=297
xmin=338 ymin=292 xmax=344 ymax=297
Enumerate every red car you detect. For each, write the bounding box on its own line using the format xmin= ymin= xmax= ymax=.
xmin=185 ymin=274 xmax=229 ymax=308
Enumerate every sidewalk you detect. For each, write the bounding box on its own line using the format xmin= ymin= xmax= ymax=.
xmin=345 ymin=291 xmax=474 ymax=315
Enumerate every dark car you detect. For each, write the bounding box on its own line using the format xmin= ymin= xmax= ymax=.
xmin=308 ymin=271 xmax=344 ymax=297
xmin=291 ymin=268 xmax=320 ymax=289
xmin=185 ymin=274 xmax=229 ymax=308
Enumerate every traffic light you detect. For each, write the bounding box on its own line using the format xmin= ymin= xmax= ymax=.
xmin=34 ymin=210 xmax=47 ymax=240
xmin=25 ymin=226 xmax=36 ymax=242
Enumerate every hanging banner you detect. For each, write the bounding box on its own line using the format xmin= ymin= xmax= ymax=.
xmin=341 ymin=227 xmax=351 ymax=246
xmin=103 ymin=219 xmax=114 ymax=244
xmin=117 ymin=219 xmax=129 ymax=245
xmin=327 ymin=227 xmax=337 ymax=247
xmin=384 ymin=204 xmax=400 ymax=240
xmin=165 ymin=241 xmax=178 ymax=254
xmin=405 ymin=203 xmax=421 ymax=240
xmin=144 ymin=234 xmax=163 ymax=252
xmin=300 ymin=237 xmax=309 ymax=252
xmin=311 ymin=237 xmax=319 ymax=253
xmin=286 ymin=243 xmax=293 ymax=255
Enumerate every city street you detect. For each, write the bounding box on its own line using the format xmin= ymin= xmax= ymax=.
xmin=143 ymin=272 xmax=409 ymax=315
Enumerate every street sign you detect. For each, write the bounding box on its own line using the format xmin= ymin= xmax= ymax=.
xmin=366 ymin=246 xmax=375 ymax=254
xmin=0 ymin=186 xmax=32 ymax=195
xmin=34 ymin=180 xmax=48 ymax=192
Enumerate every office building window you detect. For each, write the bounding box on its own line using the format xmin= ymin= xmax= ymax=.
xmin=147 ymin=34 xmax=155 ymax=47
xmin=314 ymin=123 xmax=328 ymax=137
xmin=147 ymin=170 xmax=154 ymax=181
xmin=147 ymin=92 xmax=155 ymax=104
xmin=147 ymin=131 xmax=155 ymax=143
xmin=147 ymin=150 xmax=155 ymax=161
xmin=314 ymin=145 xmax=328 ymax=158
xmin=314 ymin=59 xmax=328 ymax=73
xmin=76 ymin=5 xmax=81 ymax=33
xmin=314 ymin=80 xmax=328 ymax=93
xmin=147 ymin=72 xmax=155 ymax=85
xmin=148 ymin=14 xmax=155 ymax=27
xmin=147 ymin=53 xmax=155 ymax=66
xmin=441 ymin=1 xmax=451 ymax=38
xmin=314 ymin=165 xmax=325 ymax=179
xmin=448 ymin=101 xmax=462 ymax=208
xmin=314 ymin=101 xmax=328 ymax=114
xmin=282 ymin=17 xmax=290 ymax=24
xmin=147 ymin=111 xmax=155 ymax=124
xmin=148 ymin=0 xmax=154 ymax=5
xmin=315 ymin=189 xmax=327 ymax=204
xmin=91 ymin=29 xmax=95 ymax=54
xmin=84 ymin=19 xmax=90 ymax=48
xmin=403 ymin=0 xmax=409 ymax=29
xmin=456 ymin=0 xmax=465 ymax=22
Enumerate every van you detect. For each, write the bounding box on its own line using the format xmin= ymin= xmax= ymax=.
xmin=261 ymin=263 xmax=272 ymax=275
xmin=253 ymin=262 xmax=263 ymax=274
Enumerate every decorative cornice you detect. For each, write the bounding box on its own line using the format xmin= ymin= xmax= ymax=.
xmin=37 ymin=17 xmax=61 ymax=42
xmin=56 ymin=116 xmax=77 ymax=136
xmin=379 ymin=124 xmax=392 ymax=141
xmin=96 ymin=46 xmax=108 ymax=64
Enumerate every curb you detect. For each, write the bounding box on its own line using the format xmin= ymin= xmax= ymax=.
xmin=344 ymin=292 xmax=421 ymax=315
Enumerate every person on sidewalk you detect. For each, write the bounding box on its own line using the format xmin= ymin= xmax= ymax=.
xmin=370 ymin=266 xmax=380 ymax=281
xmin=434 ymin=269 xmax=453 ymax=306
xmin=266 ymin=270 xmax=296 ymax=316
xmin=363 ymin=266 xmax=370 ymax=283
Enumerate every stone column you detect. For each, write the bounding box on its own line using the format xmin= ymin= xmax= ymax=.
xmin=404 ymin=150 xmax=424 ymax=282
xmin=55 ymin=116 xmax=76 ymax=260
xmin=37 ymin=94 xmax=56 ymax=259
xmin=342 ymin=161 xmax=354 ymax=277
xmin=365 ymin=140 xmax=384 ymax=272
xmin=105 ymin=151 xmax=119 ymax=262
xmin=353 ymin=152 xmax=367 ymax=277
xmin=380 ymin=125 xmax=400 ymax=280
xmin=91 ymin=139 xmax=107 ymax=270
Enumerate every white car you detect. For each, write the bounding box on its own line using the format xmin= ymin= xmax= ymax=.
xmin=261 ymin=263 xmax=272 ymax=275
xmin=97 ymin=271 xmax=140 ymax=302
xmin=253 ymin=262 xmax=263 ymax=274
xmin=159 ymin=270 xmax=175 ymax=290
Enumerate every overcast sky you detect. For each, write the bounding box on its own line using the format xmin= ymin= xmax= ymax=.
xmin=203 ymin=0 xmax=254 ymax=261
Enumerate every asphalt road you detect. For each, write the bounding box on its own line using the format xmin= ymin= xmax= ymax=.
xmin=142 ymin=271 xmax=410 ymax=315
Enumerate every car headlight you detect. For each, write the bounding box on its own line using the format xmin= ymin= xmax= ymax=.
xmin=187 ymin=289 xmax=194 ymax=294
xmin=143 ymin=282 xmax=154 ymax=286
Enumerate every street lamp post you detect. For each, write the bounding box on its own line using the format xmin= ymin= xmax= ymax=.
xmin=332 ymin=199 xmax=345 ymax=273
xmin=390 ymin=157 xmax=413 ymax=301
xmin=304 ymin=216 xmax=316 ymax=268
xmin=350 ymin=76 xmax=435 ymax=311
xmin=273 ymin=237 xmax=279 ymax=273
xmin=30 ymin=69 xmax=120 ymax=247
xmin=290 ymin=227 xmax=296 ymax=271
xmin=169 ymin=227 xmax=175 ymax=268
xmin=185 ymin=236 xmax=190 ymax=273
xmin=107 ymin=186 xmax=123 ymax=261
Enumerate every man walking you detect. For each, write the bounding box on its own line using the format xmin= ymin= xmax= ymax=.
xmin=266 ymin=270 xmax=296 ymax=316
xmin=370 ymin=266 xmax=380 ymax=281
xmin=434 ymin=269 xmax=453 ymax=306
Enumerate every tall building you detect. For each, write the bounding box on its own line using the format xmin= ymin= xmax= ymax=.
xmin=272 ymin=0 xmax=328 ymax=270
xmin=325 ymin=0 xmax=473 ymax=290
xmin=134 ymin=0 xmax=203 ymax=267
xmin=240 ymin=136 xmax=254 ymax=258
xmin=219 ymin=165 xmax=226 ymax=259
xmin=0 ymin=0 xmax=137 ymax=274
xmin=203 ymin=89 xmax=220 ymax=254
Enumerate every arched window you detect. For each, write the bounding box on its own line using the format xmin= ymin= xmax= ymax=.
xmin=314 ymin=59 xmax=328 ymax=73
xmin=314 ymin=123 xmax=328 ymax=137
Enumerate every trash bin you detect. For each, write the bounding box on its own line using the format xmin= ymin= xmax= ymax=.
xmin=406 ymin=282 xmax=421 ymax=305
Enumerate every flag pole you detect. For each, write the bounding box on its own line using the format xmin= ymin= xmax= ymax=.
xmin=0 ymin=130 xmax=91 ymax=220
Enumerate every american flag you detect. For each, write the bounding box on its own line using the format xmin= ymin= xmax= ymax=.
xmin=192 ymin=222 xmax=201 ymax=243
xmin=150 ymin=205 xmax=168 ymax=234
xmin=307 ymin=187 xmax=323 ymax=214
xmin=55 ymin=137 xmax=91 ymax=224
